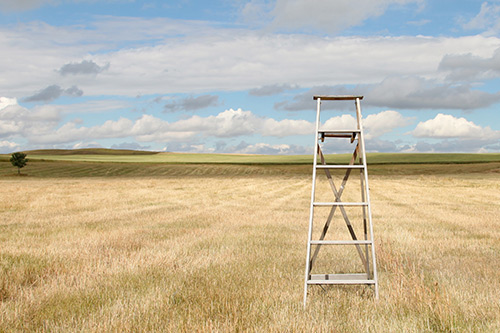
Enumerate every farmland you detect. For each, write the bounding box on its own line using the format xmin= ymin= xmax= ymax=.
xmin=1 ymin=151 xmax=499 ymax=331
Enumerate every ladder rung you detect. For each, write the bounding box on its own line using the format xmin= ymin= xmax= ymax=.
xmin=313 ymin=202 xmax=368 ymax=206
xmin=310 ymin=240 xmax=372 ymax=245
xmin=307 ymin=273 xmax=375 ymax=285
xmin=316 ymin=165 xmax=364 ymax=169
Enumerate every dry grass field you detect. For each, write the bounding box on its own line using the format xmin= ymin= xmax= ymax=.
xmin=1 ymin=162 xmax=499 ymax=331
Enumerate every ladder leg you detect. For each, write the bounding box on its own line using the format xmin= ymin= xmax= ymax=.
xmin=360 ymin=168 xmax=370 ymax=278
xmin=355 ymin=97 xmax=379 ymax=298
xmin=304 ymin=97 xmax=322 ymax=307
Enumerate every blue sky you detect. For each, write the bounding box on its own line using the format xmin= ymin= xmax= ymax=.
xmin=1 ymin=0 xmax=499 ymax=154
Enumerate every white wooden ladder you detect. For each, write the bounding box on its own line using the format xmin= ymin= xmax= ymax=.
xmin=303 ymin=95 xmax=378 ymax=306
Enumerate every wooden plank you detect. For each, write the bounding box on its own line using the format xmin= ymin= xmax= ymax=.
xmin=313 ymin=95 xmax=364 ymax=100
xmin=308 ymin=273 xmax=374 ymax=284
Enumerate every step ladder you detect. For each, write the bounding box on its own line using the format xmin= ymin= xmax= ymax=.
xmin=303 ymin=95 xmax=378 ymax=306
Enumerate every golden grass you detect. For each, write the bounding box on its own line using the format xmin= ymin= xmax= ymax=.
xmin=1 ymin=171 xmax=499 ymax=331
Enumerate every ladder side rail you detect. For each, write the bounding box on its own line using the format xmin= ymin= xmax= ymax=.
xmin=355 ymin=97 xmax=379 ymax=299
xmin=359 ymin=168 xmax=370 ymax=279
xmin=304 ymin=97 xmax=322 ymax=307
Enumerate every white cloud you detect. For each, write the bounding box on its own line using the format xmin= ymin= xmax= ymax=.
xmin=321 ymin=115 xmax=357 ymax=131
xmin=0 ymin=97 xmax=18 ymax=110
xmin=363 ymin=110 xmax=414 ymax=139
xmin=275 ymin=74 xmax=500 ymax=111
xmin=72 ymin=141 xmax=102 ymax=149
xmin=1 ymin=18 xmax=500 ymax=99
xmin=243 ymin=0 xmax=423 ymax=34
xmin=163 ymin=95 xmax=220 ymax=112
xmin=261 ymin=118 xmax=314 ymax=137
xmin=411 ymin=113 xmax=500 ymax=139
xmin=320 ymin=111 xmax=413 ymax=140
xmin=220 ymin=141 xmax=310 ymax=155
xmin=0 ymin=0 xmax=53 ymax=11
xmin=0 ymin=99 xmax=62 ymax=138
xmin=439 ymin=47 xmax=500 ymax=81
xmin=173 ymin=109 xmax=259 ymax=138
xmin=235 ymin=142 xmax=292 ymax=155
xmin=2 ymin=106 xmax=313 ymax=146
xmin=366 ymin=76 xmax=500 ymax=110
xmin=462 ymin=2 xmax=500 ymax=35
xmin=402 ymin=139 xmax=500 ymax=153
xmin=0 ymin=140 xmax=19 ymax=153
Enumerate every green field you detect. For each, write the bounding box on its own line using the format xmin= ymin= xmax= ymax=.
xmin=4 ymin=149 xmax=500 ymax=164
xmin=1 ymin=149 xmax=500 ymax=178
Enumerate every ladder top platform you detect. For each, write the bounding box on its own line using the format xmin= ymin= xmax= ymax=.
xmin=313 ymin=95 xmax=364 ymax=101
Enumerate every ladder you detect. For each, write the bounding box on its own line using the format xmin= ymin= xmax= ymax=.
xmin=303 ymin=95 xmax=378 ymax=306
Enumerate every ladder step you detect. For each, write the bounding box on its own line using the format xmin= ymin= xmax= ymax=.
xmin=313 ymin=202 xmax=368 ymax=206
xmin=313 ymin=95 xmax=363 ymax=101
xmin=307 ymin=273 xmax=375 ymax=285
xmin=310 ymin=240 xmax=373 ymax=245
xmin=316 ymin=165 xmax=364 ymax=169
xmin=318 ymin=130 xmax=360 ymax=134
xmin=318 ymin=130 xmax=360 ymax=141
xmin=321 ymin=134 xmax=353 ymax=139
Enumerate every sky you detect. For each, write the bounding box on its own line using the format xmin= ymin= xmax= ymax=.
xmin=1 ymin=0 xmax=500 ymax=154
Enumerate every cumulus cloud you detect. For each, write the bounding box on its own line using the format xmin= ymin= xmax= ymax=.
xmin=403 ymin=138 xmax=500 ymax=153
xmin=410 ymin=113 xmax=500 ymax=139
xmin=364 ymin=110 xmax=414 ymax=139
xmin=0 ymin=99 xmax=63 ymax=139
xmin=242 ymin=0 xmax=423 ymax=34
xmin=24 ymin=85 xmax=83 ymax=103
xmin=58 ymin=60 xmax=110 ymax=76
xmin=0 ymin=140 xmax=19 ymax=153
xmin=181 ymin=109 xmax=259 ymax=138
xmin=3 ymin=94 xmax=497 ymax=153
xmin=72 ymin=141 xmax=102 ymax=149
xmin=319 ymin=110 xmax=413 ymax=140
xmin=220 ymin=141 xmax=311 ymax=155
xmin=163 ymin=95 xmax=220 ymax=112
xmin=111 ymin=142 xmax=151 ymax=151
xmin=321 ymin=114 xmax=357 ymax=131
xmin=261 ymin=118 xmax=314 ymax=137
xmin=3 ymin=105 xmax=312 ymax=146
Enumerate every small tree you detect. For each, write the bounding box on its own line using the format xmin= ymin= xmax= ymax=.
xmin=10 ymin=152 xmax=28 ymax=175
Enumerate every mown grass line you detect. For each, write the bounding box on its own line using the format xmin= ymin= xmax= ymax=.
xmin=2 ymin=151 xmax=500 ymax=165
xmin=1 ymin=159 xmax=500 ymax=178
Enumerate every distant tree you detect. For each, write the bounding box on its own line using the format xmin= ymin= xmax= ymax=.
xmin=10 ymin=152 xmax=28 ymax=175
